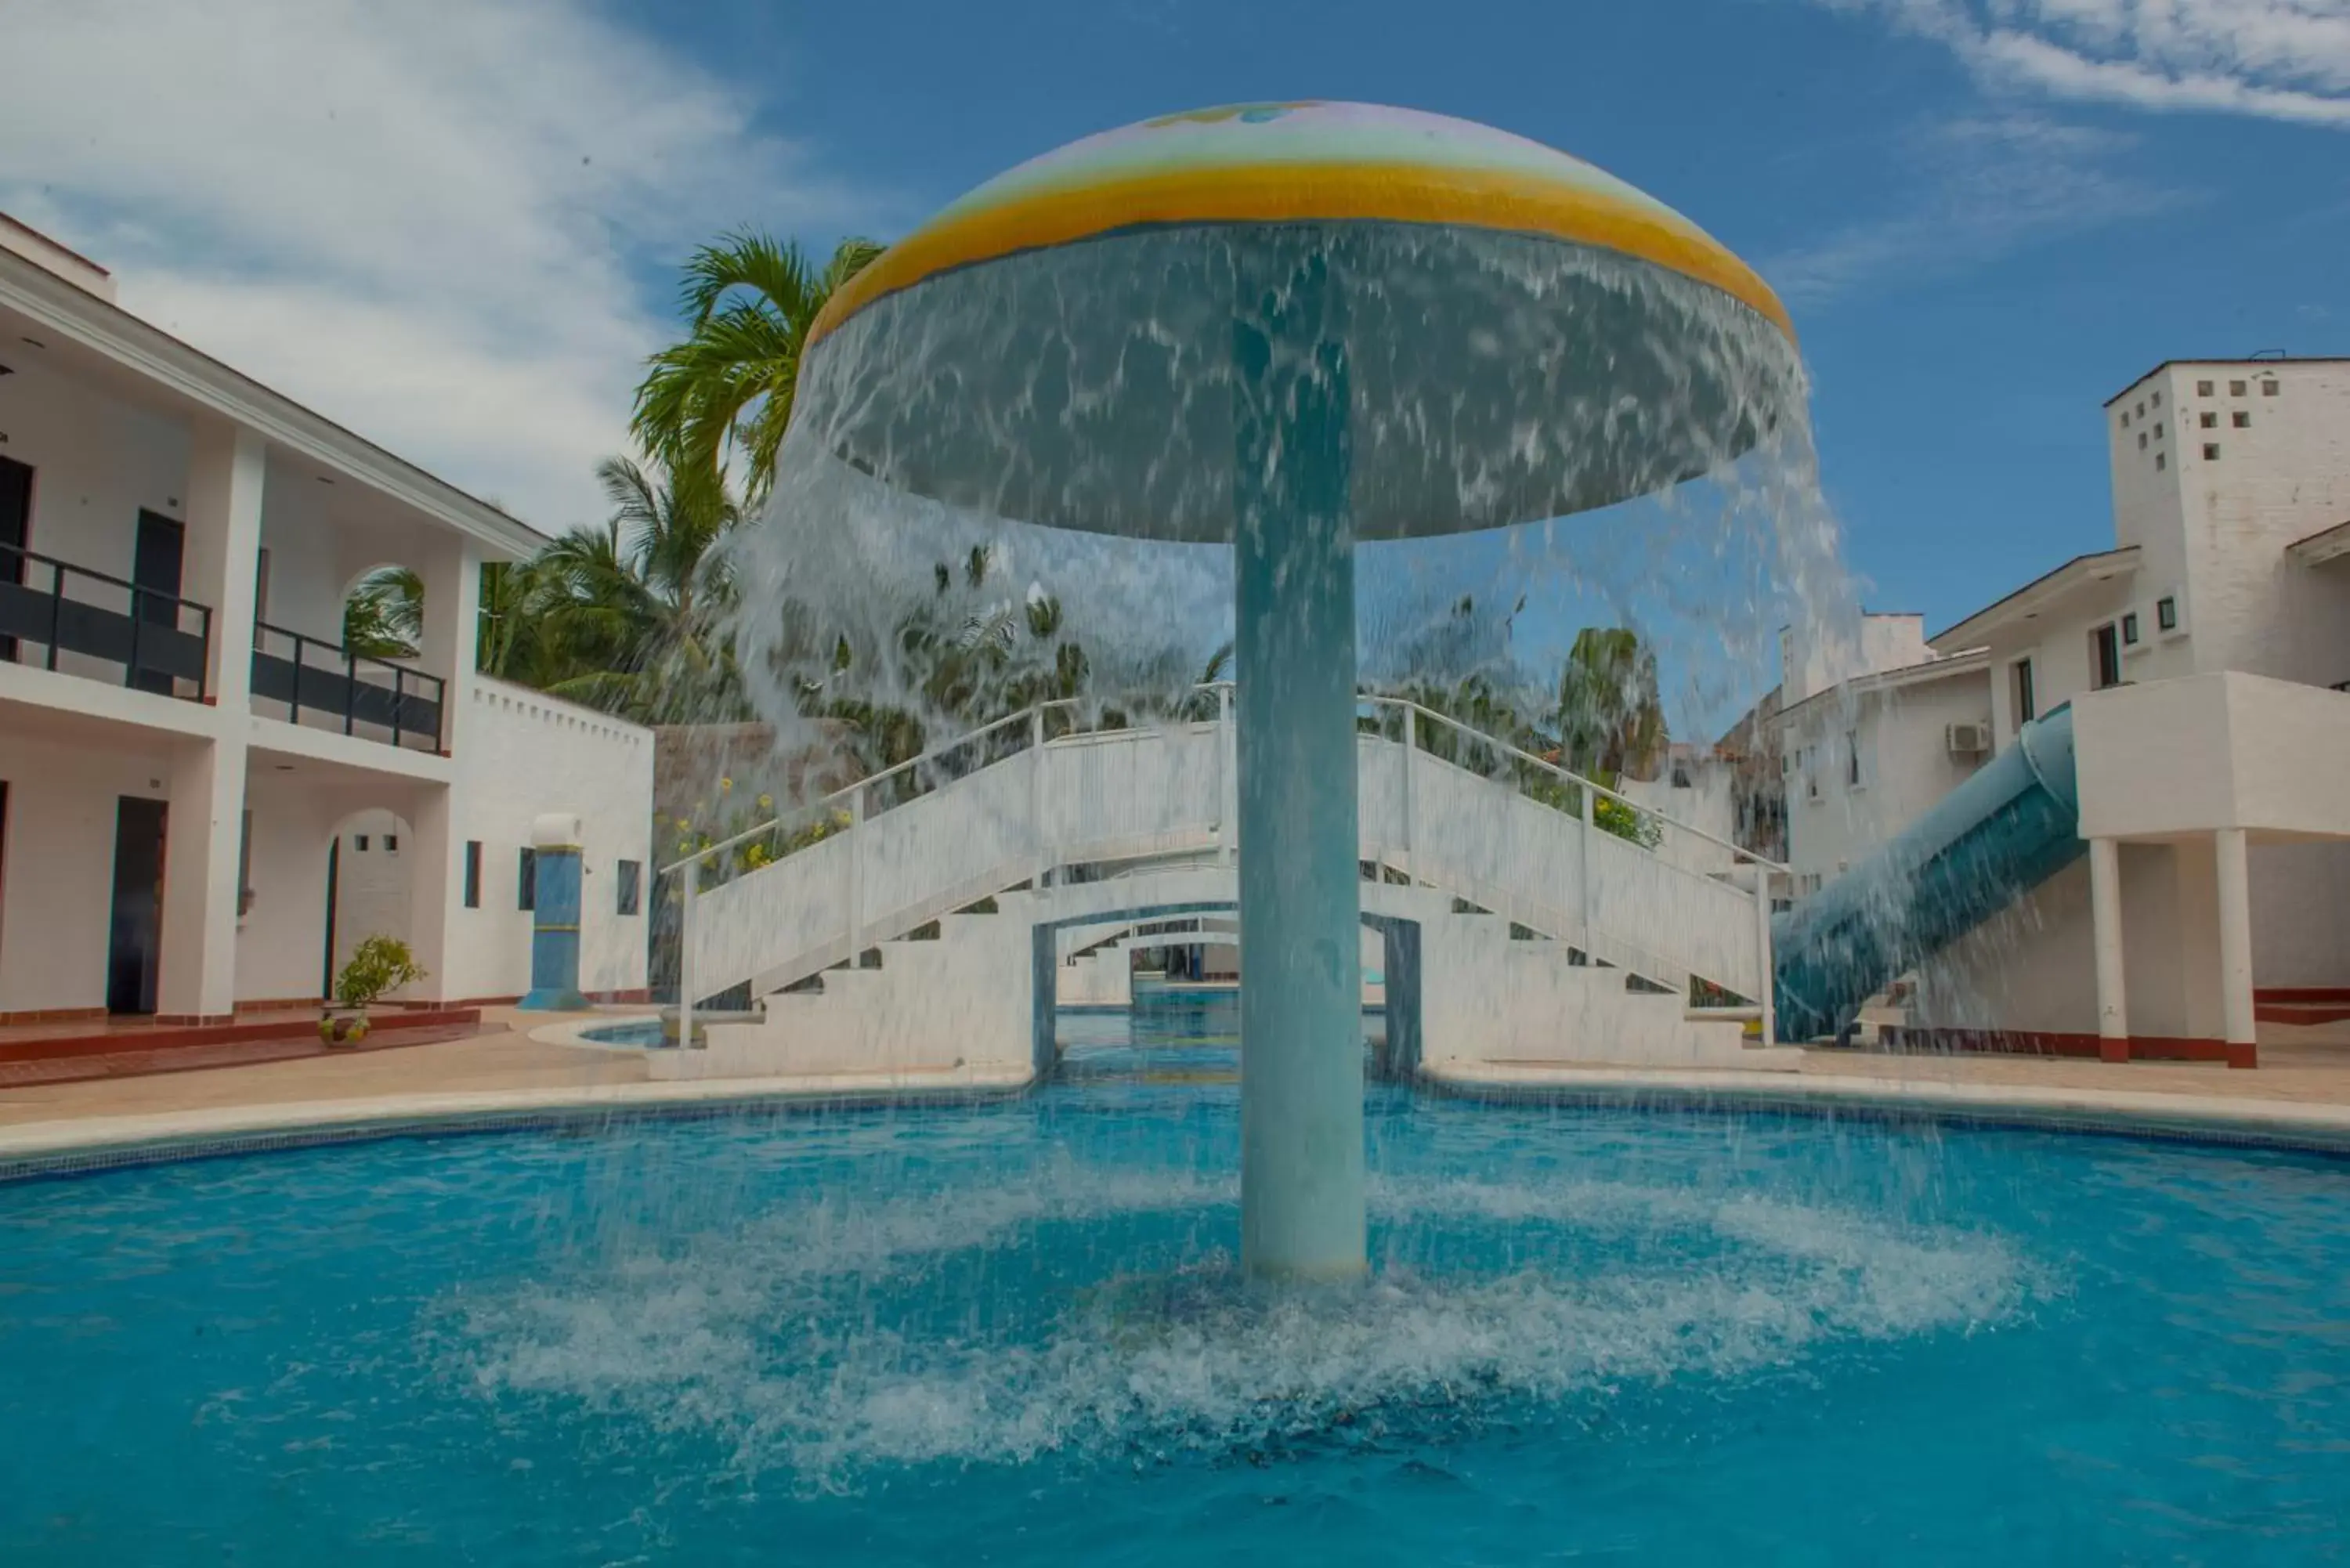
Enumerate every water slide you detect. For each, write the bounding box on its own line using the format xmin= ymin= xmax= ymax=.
xmin=1771 ymin=704 xmax=2084 ymax=1042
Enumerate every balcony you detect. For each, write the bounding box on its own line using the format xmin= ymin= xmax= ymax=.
xmin=249 ymin=623 xmax=444 ymax=753
xmin=0 ymin=540 xmax=212 ymax=699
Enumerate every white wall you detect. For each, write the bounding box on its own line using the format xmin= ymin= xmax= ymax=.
xmin=0 ymin=732 xmax=178 ymax=1013
xmin=1780 ymin=612 xmax=1930 ymax=707
xmin=445 ymin=677 xmax=655 ymax=1000
xmin=0 ymin=345 xmax=194 ymax=686
xmin=1784 ymin=666 xmax=1990 ymax=893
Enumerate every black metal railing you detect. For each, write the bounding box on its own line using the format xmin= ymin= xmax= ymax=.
xmin=250 ymin=622 xmax=444 ymax=751
xmin=0 ymin=539 xmax=212 ymax=698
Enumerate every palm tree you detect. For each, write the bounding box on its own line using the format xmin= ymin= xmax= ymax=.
xmin=1553 ymin=627 xmax=1665 ymax=785
xmin=631 ymin=231 xmax=884 ymax=500
xmin=343 ymin=567 xmax=423 ymax=659
xmin=528 ymin=456 xmax=745 ymax=722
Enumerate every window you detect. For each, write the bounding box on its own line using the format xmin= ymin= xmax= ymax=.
xmin=2153 ymin=422 xmax=2163 ymax=438
xmin=2156 ymin=453 xmax=2167 ymax=471
xmin=2200 ymin=411 xmax=2217 ymax=428
xmin=2135 ymin=400 xmax=2145 ymax=417
xmin=237 ymin=810 xmax=254 ymax=917
xmin=2157 ymin=595 xmax=2178 ymax=633
xmin=518 ymin=847 xmax=537 ymax=912
xmin=2232 ymin=410 xmax=2251 ymax=428
xmin=384 ymin=833 xmax=399 ymax=853
xmin=2261 ymin=379 xmax=2279 ymax=396
xmin=2196 ymin=379 xmax=2214 ymax=396
xmin=354 ymin=833 xmax=370 ymax=852
xmin=2092 ymin=623 xmax=2122 ymax=690
xmin=2120 ymin=411 xmax=2130 ymax=428
xmin=2150 ymin=391 xmax=2161 ymax=407
xmin=2229 ymin=379 xmax=2247 ymax=396
xmin=2121 ymin=612 xmax=2140 ymax=646
xmin=1845 ymin=732 xmax=1862 ymax=789
xmin=617 ymin=859 xmax=642 ymax=916
xmin=2013 ymin=658 xmax=2037 ymax=724
xmin=463 ymin=840 xmax=481 ymax=908
xmin=2204 ymin=443 xmax=2221 ymax=461
xmin=2137 ymin=432 xmax=2146 ymax=450
xmin=254 ymin=547 xmax=272 ymax=622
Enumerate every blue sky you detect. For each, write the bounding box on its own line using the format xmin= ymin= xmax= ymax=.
xmin=5 ymin=0 xmax=2347 ymax=692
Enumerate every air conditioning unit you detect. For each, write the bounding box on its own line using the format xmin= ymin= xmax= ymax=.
xmin=1946 ymin=721 xmax=1990 ymax=756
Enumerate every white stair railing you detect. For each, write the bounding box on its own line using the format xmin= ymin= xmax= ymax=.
xmin=664 ymin=685 xmax=1787 ymax=1048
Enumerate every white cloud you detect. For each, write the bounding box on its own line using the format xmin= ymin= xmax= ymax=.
xmin=1817 ymin=0 xmax=2350 ymax=126
xmin=0 ymin=0 xmax=883 ymax=533
xmin=1765 ymin=114 xmax=2181 ymax=305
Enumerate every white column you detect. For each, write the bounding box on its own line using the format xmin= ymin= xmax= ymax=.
xmin=1217 ymin=685 xmax=1235 ymax=869
xmin=677 ymin=856 xmax=700 ymax=1047
xmin=181 ymin=423 xmax=266 ymax=709
xmin=1752 ymin=862 xmax=1776 ymax=1047
xmin=1398 ymin=706 xmax=1415 ymax=880
xmin=405 ymin=533 xmax=480 ymax=1002
xmin=1579 ymin=783 xmax=1597 ymax=955
xmin=1030 ymin=707 xmax=1051 ymax=887
xmin=157 ymin=735 xmax=248 ymax=1020
xmin=2214 ymin=828 xmax=2257 ymax=1061
xmin=415 ymin=533 xmax=483 ymax=756
xmin=2088 ymin=836 xmax=2129 ymax=1059
xmin=846 ymin=786 xmax=866 ymax=960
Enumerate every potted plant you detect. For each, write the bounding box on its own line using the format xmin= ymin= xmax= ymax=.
xmin=321 ymin=935 xmax=428 ymax=1046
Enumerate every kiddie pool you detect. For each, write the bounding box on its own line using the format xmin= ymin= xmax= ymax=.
xmin=3 ymin=994 xmax=2346 ymax=1565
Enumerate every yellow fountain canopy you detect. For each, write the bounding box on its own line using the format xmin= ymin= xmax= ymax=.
xmin=811 ymin=101 xmax=1791 ymax=349
xmin=790 ymin=102 xmax=1802 ymax=543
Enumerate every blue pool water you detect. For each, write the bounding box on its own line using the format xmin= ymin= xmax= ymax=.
xmin=4 ymin=993 xmax=2347 ymax=1565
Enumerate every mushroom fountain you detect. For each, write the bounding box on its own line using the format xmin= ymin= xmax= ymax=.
xmin=786 ymin=101 xmax=1800 ymax=1281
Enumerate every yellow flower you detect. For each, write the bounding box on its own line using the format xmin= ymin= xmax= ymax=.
xmin=757 ymin=793 xmax=774 ymax=811
xmin=676 ymin=840 xmax=692 ymax=855
xmin=719 ymin=776 xmax=734 ymax=793
xmin=674 ymin=817 xmax=690 ymax=830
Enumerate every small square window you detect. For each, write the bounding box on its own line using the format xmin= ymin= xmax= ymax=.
xmin=2229 ymin=379 xmax=2247 ymax=396
xmin=2157 ymin=595 xmax=2178 ymax=632
xmin=2196 ymin=379 xmax=2214 ymax=396
xmin=2204 ymin=443 xmax=2221 ymax=461
xmin=2150 ymin=391 xmax=2161 ymax=407
xmin=2261 ymin=379 xmax=2280 ymax=396
xmin=354 ymin=834 xmax=370 ymax=852
xmin=2156 ymin=452 xmax=2167 ymax=471
xmin=2135 ymin=400 xmax=2146 ymax=417
xmin=2122 ymin=612 xmax=2140 ymax=645
xmin=384 ymin=833 xmax=399 ymax=853
xmin=2200 ymin=411 xmax=2218 ymax=428
xmin=2153 ymin=422 xmax=2164 ymax=438
xmin=2232 ymin=410 xmax=2251 ymax=428
xmin=2137 ymin=432 xmax=2146 ymax=450
xmin=2120 ymin=411 xmax=2131 ymax=428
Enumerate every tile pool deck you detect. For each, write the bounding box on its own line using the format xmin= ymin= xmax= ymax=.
xmin=2 ymin=1008 xmax=2348 ymax=1169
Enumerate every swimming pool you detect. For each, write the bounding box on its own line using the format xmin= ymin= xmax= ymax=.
xmin=4 ymin=993 xmax=2345 ymax=1563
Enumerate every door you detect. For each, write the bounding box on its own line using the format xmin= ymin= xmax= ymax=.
xmin=131 ymin=510 xmax=184 ymax=695
xmin=0 ymin=456 xmax=29 ymax=663
xmin=107 ymin=797 xmax=168 ymax=1015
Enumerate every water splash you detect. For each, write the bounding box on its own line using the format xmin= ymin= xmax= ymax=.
xmin=718 ymin=227 xmax=1858 ymax=774
xmin=450 ymin=1169 xmax=2031 ymax=1490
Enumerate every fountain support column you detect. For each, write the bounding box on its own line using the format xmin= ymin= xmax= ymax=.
xmin=1231 ymin=239 xmax=1366 ymax=1280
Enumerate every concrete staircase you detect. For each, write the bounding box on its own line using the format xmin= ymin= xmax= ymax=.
xmin=658 ymin=691 xmax=1791 ymax=1083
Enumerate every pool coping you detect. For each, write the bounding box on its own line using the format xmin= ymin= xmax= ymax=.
xmin=1419 ymin=1062 xmax=2350 ymax=1155
xmin=0 ymin=1066 xmax=1036 ymax=1183
xmin=9 ymin=1059 xmax=2350 ymax=1183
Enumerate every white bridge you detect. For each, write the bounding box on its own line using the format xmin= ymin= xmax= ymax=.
xmin=661 ymin=689 xmax=1789 ymax=1082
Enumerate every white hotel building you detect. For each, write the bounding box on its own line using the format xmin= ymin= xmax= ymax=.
xmin=0 ymin=218 xmax=652 ymax=1027
xmin=1778 ymin=356 xmax=2350 ymax=1060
